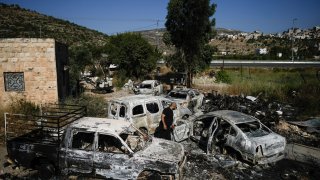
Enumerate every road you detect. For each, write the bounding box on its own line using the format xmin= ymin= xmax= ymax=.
xmin=210 ymin=60 xmax=320 ymax=68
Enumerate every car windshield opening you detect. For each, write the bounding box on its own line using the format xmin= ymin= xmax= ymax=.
xmin=168 ymin=92 xmax=187 ymax=99
xmin=120 ymin=133 xmax=149 ymax=152
xmin=140 ymin=84 xmax=152 ymax=89
xmin=237 ymin=121 xmax=271 ymax=137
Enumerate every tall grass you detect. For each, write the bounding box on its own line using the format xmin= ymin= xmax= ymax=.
xmin=223 ymin=68 xmax=320 ymax=116
xmin=63 ymin=94 xmax=108 ymax=117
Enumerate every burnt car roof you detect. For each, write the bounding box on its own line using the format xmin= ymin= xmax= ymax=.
xmin=111 ymin=95 xmax=171 ymax=103
xmin=208 ymin=110 xmax=258 ymax=124
xmin=70 ymin=117 xmax=131 ymax=134
xmin=141 ymin=80 xmax=157 ymax=84
xmin=169 ymin=88 xmax=197 ymax=94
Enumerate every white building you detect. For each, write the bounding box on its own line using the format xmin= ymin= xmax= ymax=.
xmin=256 ymin=48 xmax=268 ymax=55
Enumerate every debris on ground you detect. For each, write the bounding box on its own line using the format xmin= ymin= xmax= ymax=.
xmin=202 ymin=93 xmax=298 ymax=126
xmin=287 ymin=117 xmax=320 ymax=134
xmin=218 ymin=159 xmax=320 ymax=180
xmin=275 ymin=120 xmax=319 ymax=148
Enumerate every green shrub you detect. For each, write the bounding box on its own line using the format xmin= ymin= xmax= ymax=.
xmin=215 ymin=70 xmax=232 ymax=84
xmin=8 ymin=98 xmax=40 ymax=115
xmin=113 ymin=69 xmax=128 ymax=88
xmin=64 ymin=94 xmax=107 ymax=117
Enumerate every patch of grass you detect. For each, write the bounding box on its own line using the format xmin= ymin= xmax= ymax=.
xmin=222 ymin=68 xmax=320 ymax=116
xmin=0 ymin=98 xmax=40 ymax=115
xmin=64 ymin=94 xmax=107 ymax=117
xmin=113 ymin=69 xmax=128 ymax=89
xmin=215 ymin=70 xmax=232 ymax=84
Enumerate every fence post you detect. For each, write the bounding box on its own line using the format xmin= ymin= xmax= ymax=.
xmin=4 ymin=113 xmax=9 ymax=144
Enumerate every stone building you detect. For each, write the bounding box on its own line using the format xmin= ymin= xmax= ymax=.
xmin=0 ymin=38 xmax=69 ymax=106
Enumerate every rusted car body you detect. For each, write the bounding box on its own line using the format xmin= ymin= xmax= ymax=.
xmin=6 ymin=115 xmax=186 ymax=179
xmin=176 ymin=110 xmax=286 ymax=164
xmin=133 ymin=80 xmax=163 ymax=95
xmin=107 ymin=95 xmax=192 ymax=134
xmin=166 ymin=88 xmax=204 ymax=113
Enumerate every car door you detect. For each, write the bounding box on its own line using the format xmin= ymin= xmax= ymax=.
xmin=206 ymin=117 xmax=219 ymax=154
xmin=145 ymin=100 xmax=161 ymax=132
xmin=172 ymin=120 xmax=190 ymax=142
xmin=65 ymin=130 xmax=95 ymax=174
xmin=93 ymin=133 xmax=134 ymax=179
xmin=188 ymin=91 xmax=198 ymax=111
xmin=224 ymin=122 xmax=241 ymax=151
xmin=131 ymin=103 xmax=148 ymax=131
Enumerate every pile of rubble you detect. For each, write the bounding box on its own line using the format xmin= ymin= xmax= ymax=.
xmin=202 ymin=93 xmax=298 ymax=126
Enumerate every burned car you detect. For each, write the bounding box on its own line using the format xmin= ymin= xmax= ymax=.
xmin=61 ymin=118 xmax=186 ymax=179
xmin=107 ymin=95 xmax=192 ymax=134
xmin=166 ymin=88 xmax=204 ymax=113
xmin=6 ymin=115 xmax=186 ymax=179
xmin=176 ymin=110 xmax=286 ymax=164
xmin=133 ymin=80 xmax=163 ymax=95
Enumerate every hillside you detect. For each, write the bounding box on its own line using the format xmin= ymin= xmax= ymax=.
xmin=0 ymin=3 xmax=108 ymax=46
xmin=138 ymin=28 xmax=252 ymax=55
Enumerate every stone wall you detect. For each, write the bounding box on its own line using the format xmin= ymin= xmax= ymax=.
xmin=0 ymin=38 xmax=61 ymax=106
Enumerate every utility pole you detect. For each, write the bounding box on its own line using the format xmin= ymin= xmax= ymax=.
xmin=291 ymin=18 xmax=297 ymax=62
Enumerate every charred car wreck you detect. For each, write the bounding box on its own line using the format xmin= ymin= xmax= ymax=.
xmin=5 ymin=106 xmax=186 ymax=179
xmin=133 ymin=80 xmax=163 ymax=95
xmin=107 ymin=95 xmax=192 ymax=134
xmin=176 ymin=110 xmax=286 ymax=164
xmin=193 ymin=110 xmax=286 ymax=164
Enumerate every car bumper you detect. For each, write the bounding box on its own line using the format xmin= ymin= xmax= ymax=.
xmin=256 ymin=152 xmax=285 ymax=164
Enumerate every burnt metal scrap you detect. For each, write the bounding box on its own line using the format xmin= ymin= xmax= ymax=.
xmin=202 ymin=93 xmax=298 ymax=126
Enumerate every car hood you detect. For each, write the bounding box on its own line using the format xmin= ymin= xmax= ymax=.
xmin=249 ymin=133 xmax=286 ymax=155
xmin=136 ymin=138 xmax=184 ymax=163
xmin=166 ymin=97 xmax=187 ymax=104
xmin=139 ymin=88 xmax=153 ymax=92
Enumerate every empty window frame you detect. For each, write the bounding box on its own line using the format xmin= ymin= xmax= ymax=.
xmin=146 ymin=102 xmax=159 ymax=114
xmin=72 ymin=131 xmax=95 ymax=151
xmin=119 ymin=105 xmax=126 ymax=118
xmin=98 ymin=134 xmax=126 ymax=153
xmin=132 ymin=104 xmax=144 ymax=116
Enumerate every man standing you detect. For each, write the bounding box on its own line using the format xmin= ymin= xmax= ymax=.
xmin=156 ymin=102 xmax=177 ymax=140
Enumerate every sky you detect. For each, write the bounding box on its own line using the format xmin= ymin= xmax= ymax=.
xmin=1 ymin=0 xmax=320 ymax=35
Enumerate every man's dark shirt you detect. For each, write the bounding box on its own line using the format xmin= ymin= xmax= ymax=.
xmin=159 ymin=107 xmax=173 ymax=130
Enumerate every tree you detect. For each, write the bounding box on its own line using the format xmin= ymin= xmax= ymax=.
xmin=105 ymin=33 xmax=159 ymax=80
xmin=69 ymin=45 xmax=93 ymax=96
xmin=69 ymin=45 xmax=93 ymax=78
xmin=165 ymin=0 xmax=216 ymax=87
